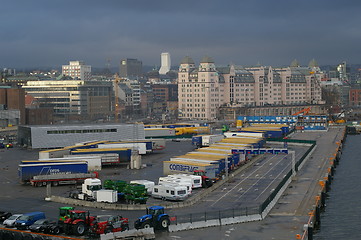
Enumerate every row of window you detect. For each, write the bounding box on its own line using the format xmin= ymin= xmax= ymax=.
xmin=47 ymin=129 xmax=117 ymax=134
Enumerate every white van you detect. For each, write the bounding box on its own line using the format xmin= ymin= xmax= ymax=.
xmin=151 ymin=183 xmax=188 ymax=201
xmin=169 ymin=174 xmax=202 ymax=188
xmin=130 ymin=180 xmax=155 ymax=195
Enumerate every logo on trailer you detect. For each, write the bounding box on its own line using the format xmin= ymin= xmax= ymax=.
xmin=169 ymin=164 xmax=199 ymax=172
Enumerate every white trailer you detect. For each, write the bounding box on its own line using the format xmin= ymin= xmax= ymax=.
xmin=158 ymin=177 xmax=192 ymax=194
xmin=66 ymin=153 xmax=119 ymax=166
xmin=95 ymin=189 xmax=118 ymax=203
xmin=144 ymin=128 xmax=175 ymax=138
xmin=202 ymin=134 xmax=224 ymax=147
xmin=39 ymin=155 xmax=102 ymax=171
xmin=39 ymin=148 xmax=71 ymax=159
xmin=151 ymin=183 xmax=188 ymax=201
xmin=168 ymin=174 xmax=202 ymax=188
xmin=224 ymin=131 xmax=265 ymax=138
xmin=130 ymin=180 xmax=155 ymax=195
xmin=98 ymin=143 xmax=147 ymax=155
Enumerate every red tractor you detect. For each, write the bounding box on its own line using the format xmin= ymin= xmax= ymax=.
xmin=91 ymin=215 xmax=129 ymax=235
xmin=63 ymin=210 xmax=97 ymax=236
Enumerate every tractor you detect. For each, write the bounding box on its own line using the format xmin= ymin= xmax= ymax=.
xmin=63 ymin=210 xmax=96 ymax=236
xmin=90 ymin=215 xmax=129 ymax=235
xmin=134 ymin=206 xmax=170 ymax=230
xmin=58 ymin=206 xmax=74 ymax=224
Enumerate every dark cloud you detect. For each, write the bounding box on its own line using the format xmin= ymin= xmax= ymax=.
xmin=1 ymin=0 xmax=360 ymax=68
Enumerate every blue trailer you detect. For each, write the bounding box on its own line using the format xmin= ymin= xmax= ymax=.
xmin=18 ymin=162 xmax=88 ymax=183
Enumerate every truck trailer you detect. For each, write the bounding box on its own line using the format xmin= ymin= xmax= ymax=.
xmin=98 ymin=143 xmax=147 ymax=155
xmin=18 ymin=162 xmax=89 ymax=185
xmin=163 ymin=160 xmax=218 ymax=180
xmin=38 ymin=155 xmax=102 ymax=171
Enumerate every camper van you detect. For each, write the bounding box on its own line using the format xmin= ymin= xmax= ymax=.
xmin=151 ymin=183 xmax=188 ymax=201
xmin=169 ymin=174 xmax=202 ymax=188
xmin=158 ymin=176 xmax=192 ymax=194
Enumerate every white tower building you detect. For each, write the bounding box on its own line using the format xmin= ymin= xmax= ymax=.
xmin=159 ymin=52 xmax=171 ymax=75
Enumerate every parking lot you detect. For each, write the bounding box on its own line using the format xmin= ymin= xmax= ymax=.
xmin=0 ymin=138 xmax=311 ymax=239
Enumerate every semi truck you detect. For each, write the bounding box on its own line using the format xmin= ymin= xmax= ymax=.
xmin=31 ymin=172 xmax=98 ymax=187
xmin=69 ymin=178 xmax=102 ymax=201
xmin=18 ymin=162 xmax=89 ymax=185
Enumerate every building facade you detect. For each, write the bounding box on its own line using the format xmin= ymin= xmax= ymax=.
xmin=62 ymin=61 xmax=91 ymax=81
xmin=22 ymin=80 xmax=112 ymax=122
xmin=119 ymin=58 xmax=143 ymax=79
xmin=0 ymin=87 xmax=25 ymax=126
xmin=178 ymin=56 xmax=324 ymax=121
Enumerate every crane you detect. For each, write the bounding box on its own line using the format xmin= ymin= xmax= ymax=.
xmin=113 ymin=74 xmax=122 ymax=122
xmin=292 ymin=107 xmax=311 ymax=116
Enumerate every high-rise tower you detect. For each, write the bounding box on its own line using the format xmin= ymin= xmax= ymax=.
xmin=159 ymin=52 xmax=171 ymax=75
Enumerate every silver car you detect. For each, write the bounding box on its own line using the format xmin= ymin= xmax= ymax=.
xmin=3 ymin=214 xmax=22 ymax=228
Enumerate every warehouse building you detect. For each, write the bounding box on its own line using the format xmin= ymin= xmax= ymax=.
xmin=18 ymin=123 xmax=145 ymax=149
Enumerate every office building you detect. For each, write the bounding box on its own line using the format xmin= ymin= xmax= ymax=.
xmin=23 ymin=80 xmax=112 ymax=122
xmin=62 ymin=61 xmax=91 ymax=80
xmin=119 ymin=58 xmax=143 ymax=79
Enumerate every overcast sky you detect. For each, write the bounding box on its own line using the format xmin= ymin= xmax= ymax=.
xmin=1 ymin=0 xmax=360 ymax=69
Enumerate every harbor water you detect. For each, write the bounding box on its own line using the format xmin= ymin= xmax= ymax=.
xmin=314 ymin=134 xmax=361 ymax=240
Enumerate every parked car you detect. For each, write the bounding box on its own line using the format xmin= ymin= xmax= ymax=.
xmin=15 ymin=212 xmax=46 ymax=230
xmin=3 ymin=214 xmax=22 ymax=228
xmin=0 ymin=211 xmax=12 ymax=223
xmin=29 ymin=218 xmax=58 ymax=233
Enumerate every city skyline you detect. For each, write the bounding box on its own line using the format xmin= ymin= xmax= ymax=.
xmin=1 ymin=0 xmax=361 ymax=69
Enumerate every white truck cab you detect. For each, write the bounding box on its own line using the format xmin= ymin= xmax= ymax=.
xmin=78 ymin=178 xmax=102 ymax=200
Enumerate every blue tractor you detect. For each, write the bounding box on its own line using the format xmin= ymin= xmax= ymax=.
xmin=134 ymin=206 xmax=170 ymax=230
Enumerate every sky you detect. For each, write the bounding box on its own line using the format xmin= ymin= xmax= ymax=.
xmin=1 ymin=0 xmax=360 ymax=69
